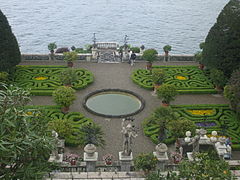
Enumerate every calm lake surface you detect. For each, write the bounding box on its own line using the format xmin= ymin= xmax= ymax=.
xmin=1 ymin=0 xmax=228 ymax=54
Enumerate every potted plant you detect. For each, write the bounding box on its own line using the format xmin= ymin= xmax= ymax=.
xmin=134 ymin=153 xmax=158 ymax=175
xmin=63 ymin=51 xmax=78 ymax=67
xmin=157 ymin=84 xmax=177 ymax=106
xmin=142 ymin=49 xmax=158 ymax=70
xmin=209 ymin=69 xmax=227 ymax=91
xmin=152 ymin=68 xmax=165 ymax=93
xmin=163 ymin=45 xmax=172 ymax=57
xmin=48 ymin=42 xmax=57 ymax=60
xmin=59 ymin=68 xmax=77 ymax=87
xmin=103 ymin=154 xmax=114 ymax=165
xmin=52 ymin=86 xmax=76 ymax=113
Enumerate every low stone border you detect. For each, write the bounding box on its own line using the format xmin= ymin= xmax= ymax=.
xmin=83 ymin=89 xmax=145 ymax=118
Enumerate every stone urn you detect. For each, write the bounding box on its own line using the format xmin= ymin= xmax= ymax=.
xmin=155 ymin=143 xmax=168 ymax=157
xmin=84 ymin=144 xmax=96 ymax=157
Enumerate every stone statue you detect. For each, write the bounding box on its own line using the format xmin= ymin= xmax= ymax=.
xmin=52 ymin=130 xmax=60 ymax=160
xmin=188 ymin=129 xmax=201 ymax=156
xmin=121 ymin=118 xmax=138 ymax=156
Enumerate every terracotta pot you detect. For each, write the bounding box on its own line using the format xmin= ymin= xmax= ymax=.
xmin=146 ymin=62 xmax=152 ymax=70
xmin=64 ymin=83 xmax=72 ymax=87
xmin=105 ymin=161 xmax=112 ymax=165
xmin=199 ymin=63 xmax=204 ymax=70
xmin=70 ymin=159 xmax=76 ymax=166
xmin=61 ymin=106 xmax=69 ymax=113
xmin=162 ymin=101 xmax=169 ymax=107
xmin=67 ymin=62 xmax=73 ymax=67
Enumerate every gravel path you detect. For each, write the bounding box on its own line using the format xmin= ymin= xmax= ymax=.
xmin=20 ymin=61 xmax=228 ymax=159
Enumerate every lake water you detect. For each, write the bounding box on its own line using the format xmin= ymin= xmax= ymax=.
xmin=1 ymin=0 xmax=228 ymax=54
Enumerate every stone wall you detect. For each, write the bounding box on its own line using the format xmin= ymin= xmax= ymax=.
xmin=21 ymin=53 xmax=194 ymax=62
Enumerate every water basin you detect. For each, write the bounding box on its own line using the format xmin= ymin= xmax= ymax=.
xmin=83 ymin=89 xmax=145 ymax=118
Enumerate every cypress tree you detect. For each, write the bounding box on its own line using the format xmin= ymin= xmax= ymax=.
xmin=0 ymin=10 xmax=21 ymax=72
xmin=202 ymin=0 xmax=240 ymax=77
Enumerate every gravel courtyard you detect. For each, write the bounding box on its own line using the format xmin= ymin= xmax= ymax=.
xmin=20 ymin=61 xmax=228 ymax=158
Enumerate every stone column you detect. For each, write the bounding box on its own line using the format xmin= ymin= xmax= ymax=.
xmin=153 ymin=143 xmax=169 ymax=171
xmin=91 ymin=47 xmax=98 ymax=60
xmin=84 ymin=144 xmax=98 ymax=172
xmin=119 ymin=151 xmax=133 ymax=172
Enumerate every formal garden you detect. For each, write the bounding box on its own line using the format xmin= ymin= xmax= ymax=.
xmin=1 ymin=0 xmax=240 ymax=179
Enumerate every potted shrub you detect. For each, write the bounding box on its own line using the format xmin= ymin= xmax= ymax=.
xmin=152 ymin=68 xmax=165 ymax=93
xmin=63 ymin=51 xmax=78 ymax=67
xmin=142 ymin=49 xmax=158 ymax=70
xmin=209 ymin=69 xmax=227 ymax=91
xmin=52 ymin=86 xmax=76 ymax=113
xmin=163 ymin=45 xmax=172 ymax=58
xmin=134 ymin=153 xmax=158 ymax=175
xmin=48 ymin=42 xmax=57 ymax=60
xmin=59 ymin=68 xmax=77 ymax=87
xmin=157 ymin=84 xmax=177 ymax=106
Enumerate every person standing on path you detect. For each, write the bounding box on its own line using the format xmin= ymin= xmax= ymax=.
xmin=130 ymin=52 xmax=136 ymax=66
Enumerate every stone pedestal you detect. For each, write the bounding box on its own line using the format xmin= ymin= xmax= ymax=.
xmin=92 ymin=48 xmax=98 ymax=59
xmin=84 ymin=152 xmax=98 ymax=172
xmin=119 ymin=152 xmax=133 ymax=172
xmin=49 ymin=154 xmax=63 ymax=163
xmin=153 ymin=143 xmax=169 ymax=170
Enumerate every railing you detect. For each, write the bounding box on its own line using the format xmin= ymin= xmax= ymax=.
xmin=96 ymin=42 xmax=118 ymax=49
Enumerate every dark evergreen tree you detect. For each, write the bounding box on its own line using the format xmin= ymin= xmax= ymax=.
xmin=202 ymin=0 xmax=240 ymax=77
xmin=0 ymin=10 xmax=21 ymax=72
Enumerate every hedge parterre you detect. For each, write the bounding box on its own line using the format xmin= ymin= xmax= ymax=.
xmin=14 ymin=65 xmax=93 ymax=95
xmin=143 ymin=104 xmax=240 ymax=150
xmin=25 ymin=105 xmax=93 ymax=146
xmin=132 ymin=66 xmax=217 ymax=94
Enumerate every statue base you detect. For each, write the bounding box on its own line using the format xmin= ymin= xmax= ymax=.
xmin=119 ymin=151 xmax=133 ymax=172
xmin=153 ymin=152 xmax=169 ymax=170
xmin=49 ymin=154 xmax=63 ymax=163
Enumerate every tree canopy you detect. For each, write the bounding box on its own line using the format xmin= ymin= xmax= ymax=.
xmin=202 ymin=0 xmax=240 ymax=77
xmin=0 ymin=10 xmax=21 ymax=72
xmin=0 ymin=84 xmax=54 ymax=179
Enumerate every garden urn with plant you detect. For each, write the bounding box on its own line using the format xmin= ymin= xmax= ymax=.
xmin=157 ymin=84 xmax=177 ymax=106
xmin=152 ymin=68 xmax=165 ymax=93
xmin=48 ymin=42 xmax=57 ymax=60
xmin=63 ymin=51 xmax=78 ymax=67
xmin=52 ymin=86 xmax=76 ymax=113
xmin=142 ymin=49 xmax=158 ymax=70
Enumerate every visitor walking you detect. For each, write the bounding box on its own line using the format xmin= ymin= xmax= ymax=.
xmin=130 ymin=52 xmax=136 ymax=66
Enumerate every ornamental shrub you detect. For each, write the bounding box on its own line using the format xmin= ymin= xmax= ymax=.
xmin=52 ymin=86 xmax=76 ymax=107
xmin=202 ymin=0 xmax=240 ymax=77
xmin=59 ymin=68 xmax=77 ymax=86
xmin=63 ymin=51 xmax=78 ymax=62
xmin=209 ymin=69 xmax=227 ymax=88
xmin=163 ymin=45 xmax=172 ymax=52
xmin=0 ymin=71 xmax=9 ymax=83
xmin=130 ymin=47 xmax=140 ymax=53
xmin=152 ymin=69 xmax=165 ymax=85
xmin=157 ymin=84 xmax=178 ymax=104
xmin=48 ymin=42 xmax=57 ymax=53
xmin=48 ymin=118 xmax=73 ymax=139
xmin=142 ymin=49 xmax=158 ymax=63
xmin=0 ymin=10 xmax=21 ymax=72
xmin=134 ymin=153 xmax=158 ymax=173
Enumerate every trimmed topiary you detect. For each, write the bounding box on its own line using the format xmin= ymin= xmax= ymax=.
xmin=157 ymin=84 xmax=177 ymax=104
xmin=0 ymin=10 xmax=21 ymax=72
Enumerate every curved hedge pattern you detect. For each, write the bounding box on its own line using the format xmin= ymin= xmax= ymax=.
xmin=14 ymin=65 xmax=94 ymax=95
xmin=143 ymin=104 xmax=240 ymax=150
xmin=26 ymin=105 xmax=93 ymax=146
xmin=132 ymin=66 xmax=217 ymax=94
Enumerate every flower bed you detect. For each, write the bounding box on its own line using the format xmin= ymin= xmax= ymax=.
xmin=14 ymin=65 xmax=93 ymax=95
xmin=25 ymin=105 xmax=94 ymax=146
xmin=143 ymin=104 xmax=240 ymax=150
xmin=131 ymin=66 xmax=217 ymax=94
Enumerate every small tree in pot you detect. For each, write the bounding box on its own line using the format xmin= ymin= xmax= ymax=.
xmin=152 ymin=68 xmax=165 ymax=93
xmin=157 ymin=84 xmax=177 ymax=106
xmin=63 ymin=51 xmax=78 ymax=67
xmin=163 ymin=45 xmax=171 ymax=61
xmin=59 ymin=68 xmax=77 ymax=87
xmin=134 ymin=153 xmax=158 ymax=175
xmin=142 ymin=49 xmax=158 ymax=70
xmin=52 ymin=86 xmax=76 ymax=113
xmin=48 ymin=42 xmax=57 ymax=60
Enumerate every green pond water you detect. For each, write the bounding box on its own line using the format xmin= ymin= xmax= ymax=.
xmin=86 ymin=92 xmax=142 ymax=116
